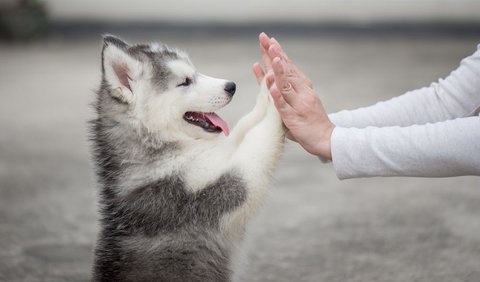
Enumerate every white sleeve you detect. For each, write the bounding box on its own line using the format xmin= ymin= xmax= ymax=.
xmin=329 ymin=44 xmax=480 ymax=128
xmin=331 ymin=117 xmax=480 ymax=179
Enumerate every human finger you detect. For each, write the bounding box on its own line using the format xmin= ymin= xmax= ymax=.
xmin=262 ymin=33 xmax=307 ymax=87
xmin=269 ymin=81 xmax=294 ymax=115
xmin=270 ymin=38 xmax=308 ymax=82
xmin=269 ymin=38 xmax=289 ymax=62
xmin=271 ymin=57 xmax=296 ymax=100
xmin=268 ymin=43 xmax=303 ymax=80
xmin=259 ymin=33 xmax=273 ymax=72
xmin=272 ymin=57 xmax=313 ymax=111
xmin=259 ymin=32 xmax=272 ymax=53
xmin=265 ymin=73 xmax=275 ymax=89
xmin=252 ymin=62 xmax=265 ymax=84
xmin=260 ymin=43 xmax=273 ymax=73
xmin=268 ymin=41 xmax=313 ymax=89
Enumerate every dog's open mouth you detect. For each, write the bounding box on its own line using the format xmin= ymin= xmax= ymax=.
xmin=184 ymin=112 xmax=230 ymax=136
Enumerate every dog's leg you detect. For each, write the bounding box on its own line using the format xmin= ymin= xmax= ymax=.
xmin=221 ymin=84 xmax=286 ymax=241
xmin=234 ymin=92 xmax=286 ymax=211
xmin=228 ymin=78 xmax=270 ymax=146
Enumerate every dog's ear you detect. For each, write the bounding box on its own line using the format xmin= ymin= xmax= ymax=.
xmin=101 ymin=34 xmax=142 ymax=104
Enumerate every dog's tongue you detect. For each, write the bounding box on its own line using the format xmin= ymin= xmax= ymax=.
xmin=204 ymin=113 xmax=230 ymax=136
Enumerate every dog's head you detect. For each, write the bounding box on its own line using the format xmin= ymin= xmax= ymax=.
xmin=100 ymin=35 xmax=235 ymax=142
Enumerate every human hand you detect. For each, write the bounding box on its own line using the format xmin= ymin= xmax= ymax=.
xmin=253 ymin=32 xmax=335 ymax=160
xmin=253 ymin=33 xmax=312 ymax=89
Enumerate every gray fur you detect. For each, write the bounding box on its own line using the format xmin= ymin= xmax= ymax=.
xmin=90 ymin=35 xmax=247 ymax=282
xmin=102 ymin=34 xmax=187 ymax=91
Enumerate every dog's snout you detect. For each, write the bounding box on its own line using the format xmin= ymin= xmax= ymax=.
xmin=224 ymin=81 xmax=236 ymax=96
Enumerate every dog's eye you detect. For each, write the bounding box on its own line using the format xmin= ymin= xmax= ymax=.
xmin=177 ymin=77 xmax=192 ymax=87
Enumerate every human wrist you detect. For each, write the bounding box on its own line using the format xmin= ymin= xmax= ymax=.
xmin=314 ymin=122 xmax=335 ymax=161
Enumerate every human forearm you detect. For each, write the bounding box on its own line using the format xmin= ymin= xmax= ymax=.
xmin=331 ymin=116 xmax=480 ymax=179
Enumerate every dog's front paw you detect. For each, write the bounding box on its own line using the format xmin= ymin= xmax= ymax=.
xmin=267 ymin=95 xmax=286 ymax=134
xmin=257 ymin=77 xmax=271 ymax=109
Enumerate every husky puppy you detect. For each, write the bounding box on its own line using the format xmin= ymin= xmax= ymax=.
xmin=90 ymin=35 xmax=286 ymax=282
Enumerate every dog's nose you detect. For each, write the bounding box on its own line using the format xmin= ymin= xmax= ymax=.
xmin=224 ymin=81 xmax=236 ymax=96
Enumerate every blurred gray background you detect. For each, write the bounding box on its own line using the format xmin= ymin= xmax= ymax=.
xmin=1 ymin=1 xmax=479 ymax=281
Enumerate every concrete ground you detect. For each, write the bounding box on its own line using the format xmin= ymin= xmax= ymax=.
xmin=0 ymin=31 xmax=479 ymax=282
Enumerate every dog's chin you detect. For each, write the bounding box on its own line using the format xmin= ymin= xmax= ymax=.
xmin=183 ymin=111 xmax=229 ymax=136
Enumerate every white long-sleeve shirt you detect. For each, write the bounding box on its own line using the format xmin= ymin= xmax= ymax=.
xmin=328 ymin=44 xmax=480 ymax=179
